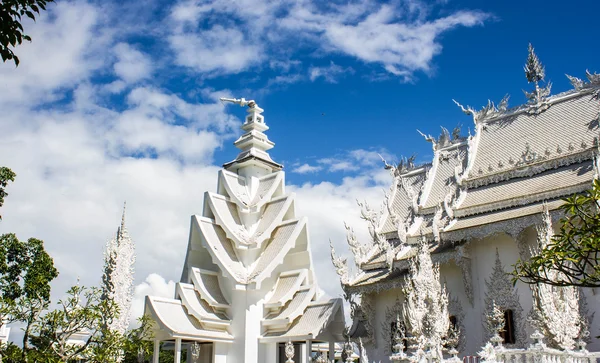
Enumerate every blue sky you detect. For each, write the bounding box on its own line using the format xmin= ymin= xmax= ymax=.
xmin=0 ymin=0 xmax=599 ymax=331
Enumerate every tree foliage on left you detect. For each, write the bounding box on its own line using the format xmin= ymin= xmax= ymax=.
xmin=0 ymin=233 xmax=59 ymax=362
xmin=0 ymin=167 xmax=16 ymax=220
xmin=0 ymin=0 xmax=55 ymax=66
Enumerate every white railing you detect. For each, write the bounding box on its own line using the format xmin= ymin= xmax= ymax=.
xmin=388 ymin=331 xmax=600 ymax=363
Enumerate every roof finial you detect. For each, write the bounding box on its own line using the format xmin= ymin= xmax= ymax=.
xmin=121 ymin=201 xmax=126 ymax=230
xmin=523 ymin=43 xmax=551 ymax=114
xmin=524 ymin=43 xmax=545 ymax=84
xmin=220 ymin=97 xmax=257 ymax=109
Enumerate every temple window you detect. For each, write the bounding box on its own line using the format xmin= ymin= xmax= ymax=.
xmin=502 ymin=309 xmax=516 ymax=344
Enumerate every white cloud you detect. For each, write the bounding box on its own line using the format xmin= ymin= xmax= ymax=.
xmin=113 ymin=43 xmax=153 ymax=84
xmin=313 ymin=148 xmax=394 ymax=173
xmin=292 ymin=163 xmax=323 ymax=174
xmin=309 ymin=61 xmax=354 ymax=83
xmin=130 ymin=274 xmax=176 ymax=326
xmin=169 ymin=26 xmax=263 ymax=75
xmin=166 ymin=0 xmax=490 ymax=79
xmin=0 ymin=1 xmax=106 ymax=105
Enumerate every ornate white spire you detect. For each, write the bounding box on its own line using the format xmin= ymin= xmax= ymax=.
xmin=524 ymin=43 xmax=552 ymax=114
xmin=102 ymin=202 xmax=136 ymax=337
xmin=221 ymin=97 xmax=282 ymax=173
xmin=402 ymin=237 xmax=449 ymax=360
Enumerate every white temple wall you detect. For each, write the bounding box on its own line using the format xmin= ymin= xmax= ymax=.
xmin=581 ymin=288 xmax=600 ymax=351
xmin=439 ymin=262 xmax=475 ymax=355
xmin=370 ymin=287 xmax=405 ymax=363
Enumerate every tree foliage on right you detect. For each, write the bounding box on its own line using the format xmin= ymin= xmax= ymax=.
xmin=513 ymin=179 xmax=600 ymax=288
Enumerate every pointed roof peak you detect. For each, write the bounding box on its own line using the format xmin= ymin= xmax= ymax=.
xmin=117 ymin=201 xmax=129 ymax=241
xmin=121 ymin=201 xmax=126 ymax=229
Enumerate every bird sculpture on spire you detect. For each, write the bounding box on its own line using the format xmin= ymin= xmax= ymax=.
xmin=220 ymin=97 xmax=257 ymax=108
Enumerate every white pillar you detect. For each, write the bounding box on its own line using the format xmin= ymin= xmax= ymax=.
xmin=329 ymin=341 xmax=335 ymax=363
xmin=264 ymin=342 xmax=278 ymax=363
xmin=153 ymin=340 xmax=160 ymax=363
xmin=214 ymin=342 xmax=229 ymax=363
xmin=174 ymin=338 xmax=182 ymax=363
xmin=305 ymin=339 xmax=312 ymax=363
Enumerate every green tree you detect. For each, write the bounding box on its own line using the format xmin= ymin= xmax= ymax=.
xmin=0 ymin=233 xmax=59 ymax=362
xmin=0 ymin=0 xmax=55 ymax=66
xmin=513 ymin=179 xmax=600 ymax=287
xmin=0 ymin=168 xmax=16 ymax=220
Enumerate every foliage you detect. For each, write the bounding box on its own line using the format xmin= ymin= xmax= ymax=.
xmin=0 ymin=0 xmax=55 ymax=66
xmin=0 ymin=233 xmax=59 ymax=361
xmin=513 ymin=179 xmax=600 ymax=287
xmin=0 ymin=168 xmax=16 ymax=220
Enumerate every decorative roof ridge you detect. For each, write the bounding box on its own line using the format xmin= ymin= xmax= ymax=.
xmin=398 ymin=164 xmax=430 ymax=177
xmin=442 ymin=199 xmax=566 ymax=243
xmin=454 ymin=177 xmax=591 ymax=218
xmin=462 ymin=148 xmax=596 ymax=188
xmin=479 ymin=87 xmax=596 ymax=125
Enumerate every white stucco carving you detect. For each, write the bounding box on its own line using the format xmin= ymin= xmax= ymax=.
xmin=483 ymin=250 xmax=526 ymax=348
xmin=403 ymin=238 xmax=450 ymax=360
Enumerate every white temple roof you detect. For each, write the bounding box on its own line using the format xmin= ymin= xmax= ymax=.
xmin=342 ymin=73 xmax=600 ymax=289
xmin=145 ymin=296 xmax=233 ymax=342
xmin=456 ymin=161 xmax=593 ymax=216
xmin=263 ymin=285 xmax=315 ymax=327
xmin=466 ymin=91 xmax=598 ymax=183
xmin=261 ymin=299 xmax=344 ymax=342
xmin=176 ymin=283 xmax=230 ymax=329
xmin=419 ymin=142 xmax=467 ymax=211
xmin=264 ymin=269 xmax=308 ymax=308
xmin=189 ymin=267 xmax=230 ymax=308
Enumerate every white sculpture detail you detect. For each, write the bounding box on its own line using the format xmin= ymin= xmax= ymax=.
xmin=452 ymin=95 xmax=509 ymax=125
xmin=102 ymin=203 xmax=135 ymax=337
xmin=219 ymin=97 xmax=257 ymax=108
xmin=330 ymin=240 xmax=349 ymax=284
xmin=284 ymin=341 xmax=294 ymax=363
xmin=344 ymin=222 xmax=369 ymax=267
xmin=482 ymin=250 xmax=525 ymax=347
xmin=524 ymin=43 xmax=551 ymax=115
xmin=528 ymin=206 xmax=589 ymax=350
xmin=402 ymin=237 xmax=450 ymax=361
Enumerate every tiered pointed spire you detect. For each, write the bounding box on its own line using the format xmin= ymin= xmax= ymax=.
xmin=144 ymin=98 xmax=344 ymax=363
xmin=102 ymin=202 xmax=135 ymax=336
xmin=221 ymin=98 xmax=282 ymax=172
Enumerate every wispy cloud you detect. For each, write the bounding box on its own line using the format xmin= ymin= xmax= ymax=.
xmin=292 ymin=163 xmax=323 ymax=174
xmin=166 ymin=0 xmax=490 ymax=80
xmin=309 ymin=61 xmax=354 ymax=83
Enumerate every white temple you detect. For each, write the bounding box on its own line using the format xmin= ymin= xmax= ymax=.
xmin=144 ymin=99 xmax=345 ymax=363
xmin=331 ymin=47 xmax=600 ymax=362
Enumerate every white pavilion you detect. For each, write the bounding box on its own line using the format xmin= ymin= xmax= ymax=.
xmin=144 ymin=99 xmax=345 ymax=363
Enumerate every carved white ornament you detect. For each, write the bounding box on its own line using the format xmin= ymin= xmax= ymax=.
xmin=402 ymin=238 xmax=449 ymax=360
xmin=103 ymin=204 xmax=135 ymax=336
xmin=330 ymin=240 xmax=349 ymax=284
xmin=284 ymin=341 xmax=294 ymax=363
xmin=483 ymin=250 xmax=526 ymax=348
xmin=528 ymin=207 xmax=589 ymax=350
xmin=381 ymin=297 xmax=403 ymax=355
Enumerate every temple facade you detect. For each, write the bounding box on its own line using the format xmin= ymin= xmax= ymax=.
xmin=144 ymin=100 xmax=345 ymax=363
xmin=332 ymin=48 xmax=600 ymax=362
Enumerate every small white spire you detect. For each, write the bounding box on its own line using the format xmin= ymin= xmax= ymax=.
xmin=221 ymin=96 xmax=282 ymax=172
